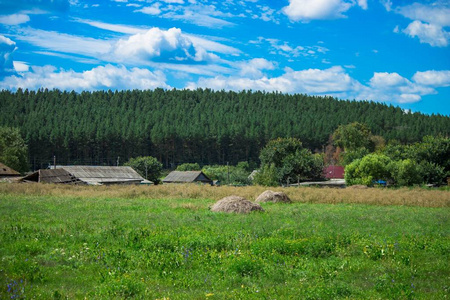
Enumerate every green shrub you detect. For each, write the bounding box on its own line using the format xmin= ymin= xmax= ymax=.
xmin=176 ymin=163 xmax=201 ymax=171
xmin=124 ymin=156 xmax=162 ymax=184
xmin=345 ymin=154 xmax=392 ymax=186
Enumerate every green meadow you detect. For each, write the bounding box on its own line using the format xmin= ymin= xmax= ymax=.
xmin=0 ymin=186 xmax=449 ymax=299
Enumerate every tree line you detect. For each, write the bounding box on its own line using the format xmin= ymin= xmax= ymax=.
xmin=0 ymin=88 xmax=449 ymax=170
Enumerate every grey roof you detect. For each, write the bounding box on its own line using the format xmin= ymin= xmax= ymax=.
xmin=22 ymin=169 xmax=80 ymax=184
xmin=0 ymin=163 xmax=20 ymax=176
xmin=23 ymin=166 xmax=145 ymax=185
xmin=60 ymin=166 xmax=144 ymax=184
xmin=163 ymin=171 xmax=212 ymax=183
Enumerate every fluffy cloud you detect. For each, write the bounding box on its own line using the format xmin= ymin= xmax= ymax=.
xmin=239 ymin=58 xmax=275 ymax=78
xmin=369 ymin=72 xmax=409 ymax=88
xmin=392 ymin=2 xmax=450 ymax=47
xmin=188 ymin=66 xmax=450 ymax=105
xmin=413 ymin=70 xmax=450 ymax=87
xmin=113 ymin=27 xmax=216 ymax=63
xmin=403 ymin=21 xmax=449 ymax=47
xmin=0 ymin=14 xmax=30 ymax=25
xmin=135 ymin=4 xmax=161 ymax=15
xmin=397 ymin=3 xmax=450 ymax=27
xmin=0 ymin=64 xmax=169 ymax=91
xmin=188 ymin=66 xmax=363 ymax=95
xmin=282 ymin=0 xmax=366 ymax=22
xmin=13 ymin=61 xmax=29 ymax=72
xmin=76 ymin=19 xmax=241 ymax=55
xmin=0 ymin=35 xmax=17 ymax=76
xmin=366 ymin=72 xmax=435 ymax=103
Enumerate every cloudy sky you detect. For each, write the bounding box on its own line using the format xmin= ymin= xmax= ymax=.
xmin=1 ymin=0 xmax=449 ymax=115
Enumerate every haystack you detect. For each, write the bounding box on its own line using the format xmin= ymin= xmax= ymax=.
xmin=210 ymin=196 xmax=264 ymax=214
xmin=255 ymin=190 xmax=292 ymax=203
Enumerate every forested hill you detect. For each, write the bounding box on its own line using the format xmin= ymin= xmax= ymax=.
xmin=1 ymin=88 xmax=449 ymax=169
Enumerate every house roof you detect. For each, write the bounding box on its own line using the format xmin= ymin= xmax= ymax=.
xmin=23 ymin=166 xmax=145 ymax=185
xmin=0 ymin=163 xmax=20 ymax=176
xmin=163 ymin=171 xmax=212 ymax=183
xmin=60 ymin=166 xmax=144 ymax=184
xmin=22 ymin=168 xmax=80 ymax=184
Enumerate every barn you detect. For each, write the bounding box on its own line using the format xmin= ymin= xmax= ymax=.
xmin=0 ymin=162 xmax=21 ymax=180
xmin=22 ymin=166 xmax=146 ymax=185
xmin=323 ymin=165 xmax=345 ymax=179
xmin=163 ymin=171 xmax=213 ymax=185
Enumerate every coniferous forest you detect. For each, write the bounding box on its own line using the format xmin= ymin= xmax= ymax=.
xmin=1 ymin=88 xmax=449 ymax=170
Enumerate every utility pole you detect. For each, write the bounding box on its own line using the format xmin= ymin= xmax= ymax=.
xmin=117 ymin=156 xmax=120 ymax=166
xmin=227 ymin=161 xmax=230 ymax=184
xmin=145 ymin=161 xmax=148 ymax=180
xmin=53 ymin=155 xmax=56 ymax=169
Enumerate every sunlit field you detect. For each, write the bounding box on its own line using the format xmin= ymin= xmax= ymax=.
xmin=1 ymin=183 xmax=449 ymax=298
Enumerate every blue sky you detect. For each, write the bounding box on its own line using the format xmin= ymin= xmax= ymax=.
xmin=1 ymin=0 xmax=449 ymax=115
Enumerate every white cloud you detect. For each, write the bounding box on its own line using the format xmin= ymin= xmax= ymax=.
xmin=282 ymin=0 xmax=356 ymax=22
xmin=134 ymin=1 xmax=237 ymax=28
xmin=189 ymin=66 xmax=362 ymax=95
xmin=397 ymin=3 xmax=450 ymax=27
xmin=369 ymin=72 xmax=409 ymax=88
xmin=365 ymin=72 xmax=436 ymax=103
xmin=403 ymin=20 xmax=449 ymax=47
xmin=13 ymin=28 xmax=111 ymax=57
xmin=357 ymin=0 xmax=367 ymax=10
xmin=113 ymin=27 xmax=216 ymax=63
xmin=0 ymin=14 xmax=30 ymax=25
xmin=252 ymin=37 xmax=328 ymax=59
xmin=0 ymin=35 xmax=17 ymax=75
xmin=239 ymin=58 xmax=275 ymax=78
xmin=76 ymin=19 xmax=241 ymax=55
xmin=135 ymin=4 xmax=161 ymax=15
xmin=413 ymin=70 xmax=450 ymax=87
xmin=75 ymin=19 xmax=145 ymax=35
xmin=188 ymin=66 xmax=450 ymax=105
xmin=13 ymin=61 xmax=29 ymax=72
xmin=0 ymin=64 xmax=169 ymax=91
xmin=380 ymin=0 xmax=392 ymax=12
xmin=161 ymin=0 xmax=184 ymax=3
xmin=162 ymin=9 xmax=234 ymax=28
xmin=390 ymin=2 xmax=450 ymax=47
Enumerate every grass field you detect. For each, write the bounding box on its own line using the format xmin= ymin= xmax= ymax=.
xmin=0 ymin=183 xmax=449 ymax=299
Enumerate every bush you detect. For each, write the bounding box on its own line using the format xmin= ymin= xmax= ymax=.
xmin=124 ymin=156 xmax=162 ymax=184
xmin=0 ymin=126 xmax=29 ymax=173
xmin=388 ymin=159 xmax=423 ymax=186
xmin=259 ymin=137 xmax=324 ymax=184
xmin=202 ymin=164 xmax=251 ymax=185
xmin=345 ymin=154 xmax=392 ymax=186
xmin=176 ymin=163 xmax=201 ymax=171
xmin=253 ymin=164 xmax=279 ymax=186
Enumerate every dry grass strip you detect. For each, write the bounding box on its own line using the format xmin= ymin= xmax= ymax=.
xmin=0 ymin=183 xmax=449 ymax=208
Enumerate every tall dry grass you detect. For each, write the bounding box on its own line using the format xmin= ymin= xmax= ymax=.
xmin=0 ymin=182 xmax=449 ymax=207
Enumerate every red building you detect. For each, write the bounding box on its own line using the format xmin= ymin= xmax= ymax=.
xmin=323 ymin=165 xmax=345 ymax=179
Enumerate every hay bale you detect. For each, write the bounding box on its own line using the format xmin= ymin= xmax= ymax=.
xmin=210 ymin=196 xmax=264 ymax=214
xmin=347 ymin=184 xmax=368 ymax=189
xmin=255 ymin=190 xmax=292 ymax=203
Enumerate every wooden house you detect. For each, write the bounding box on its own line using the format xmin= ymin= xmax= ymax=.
xmin=22 ymin=166 xmax=146 ymax=185
xmin=162 ymin=171 xmax=213 ymax=185
xmin=0 ymin=162 xmax=21 ymax=179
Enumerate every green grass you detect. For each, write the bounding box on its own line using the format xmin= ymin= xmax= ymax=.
xmin=0 ymin=192 xmax=449 ymax=299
